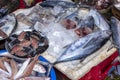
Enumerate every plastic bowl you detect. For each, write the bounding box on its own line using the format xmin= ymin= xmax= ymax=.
xmin=0 ymin=50 xmax=56 ymax=80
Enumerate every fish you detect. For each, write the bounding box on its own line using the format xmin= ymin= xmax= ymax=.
xmin=4 ymin=61 xmax=12 ymax=76
xmin=110 ymin=17 xmax=120 ymax=55
xmin=14 ymin=58 xmax=31 ymax=80
xmin=0 ymin=58 xmax=7 ymax=71
xmin=56 ymin=30 xmax=111 ymax=63
xmin=6 ymin=30 xmax=49 ymax=58
xmin=10 ymin=59 xmax=18 ymax=79
xmin=0 ymin=13 xmax=17 ymax=40
xmin=18 ymin=55 xmax=38 ymax=79
xmin=39 ymin=1 xmax=77 ymax=8
xmin=0 ymin=68 xmax=10 ymax=78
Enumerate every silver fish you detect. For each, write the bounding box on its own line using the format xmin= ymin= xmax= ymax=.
xmin=56 ymin=30 xmax=111 ymax=63
xmin=14 ymin=58 xmax=31 ymax=79
xmin=0 ymin=13 xmax=17 ymax=40
xmin=110 ymin=17 xmax=120 ymax=55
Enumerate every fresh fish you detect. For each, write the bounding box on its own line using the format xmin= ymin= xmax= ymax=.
xmin=18 ymin=55 xmax=38 ymax=79
xmin=4 ymin=62 xmax=12 ymax=76
xmin=0 ymin=58 xmax=7 ymax=71
xmin=10 ymin=59 xmax=18 ymax=79
xmin=56 ymin=30 xmax=111 ymax=63
xmin=39 ymin=1 xmax=77 ymax=8
xmin=14 ymin=58 xmax=31 ymax=80
xmin=0 ymin=68 xmax=10 ymax=78
xmin=0 ymin=13 xmax=17 ymax=40
xmin=20 ymin=77 xmax=50 ymax=80
xmin=6 ymin=29 xmax=49 ymax=58
xmin=110 ymin=17 xmax=120 ymax=55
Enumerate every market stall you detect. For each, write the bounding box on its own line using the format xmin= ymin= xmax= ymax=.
xmin=0 ymin=0 xmax=120 ymax=80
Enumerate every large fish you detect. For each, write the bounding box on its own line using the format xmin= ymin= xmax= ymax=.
xmin=56 ymin=30 xmax=111 ymax=63
xmin=110 ymin=17 xmax=120 ymax=55
xmin=0 ymin=13 xmax=17 ymax=40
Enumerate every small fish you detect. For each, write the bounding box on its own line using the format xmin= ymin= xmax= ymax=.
xmin=18 ymin=31 xmax=26 ymax=41
xmin=14 ymin=58 xmax=31 ymax=80
xmin=56 ymin=30 xmax=111 ymax=63
xmin=10 ymin=45 xmax=23 ymax=54
xmin=0 ymin=13 xmax=17 ymax=40
xmin=19 ymin=55 xmax=39 ymax=79
xmin=4 ymin=61 xmax=12 ymax=76
xmin=110 ymin=17 xmax=120 ymax=55
xmin=10 ymin=59 xmax=18 ymax=79
xmin=0 ymin=58 xmax=7 ymax=71
xmin=39 ymin=1 xmax=77 ymax=8
xmin=0 ymin=68 xmax=10 ymax=78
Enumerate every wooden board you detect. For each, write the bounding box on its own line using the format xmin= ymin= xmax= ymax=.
xmin=42 ymin=41 xmax=116 ymax=80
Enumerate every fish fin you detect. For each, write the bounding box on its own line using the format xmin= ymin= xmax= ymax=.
xmin=82 ymin=36 xmax=93 ymax=48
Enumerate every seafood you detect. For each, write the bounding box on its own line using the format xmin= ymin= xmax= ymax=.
xmin=56 ymin=30 xmax=111 ymax=63
xmin=0 ymin=13 xmax=17 ymax=40
xmin=0 ymin=56 xmax=51 ymax=80
xmin=110 ymin=17 xmax=120 ymax=55
xmin=19 ymin=55 xmax=38 ymax=78
xmin=6 ymin=29 xmax=49 ymax=58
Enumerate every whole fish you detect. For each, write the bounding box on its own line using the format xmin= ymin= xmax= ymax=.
xmin=110 ymin=17 xmax=120 ymax=55
xmin=18 ymin=55 xmax=39 ymax=79
xmin=0 ymin=13 xmax=17 ymax=40
xmin=39 ymin=1 xmax=77 ymax=8
xmin=14 ymin=58 xmax=31 ymax=79
xmin=56 ymin=30 xmax=111 ymax=63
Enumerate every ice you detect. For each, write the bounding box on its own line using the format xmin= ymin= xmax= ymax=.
xmin=34 ymin=22 xmax=79 ymax=57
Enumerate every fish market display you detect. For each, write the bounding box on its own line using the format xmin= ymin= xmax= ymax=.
xmin=5 ymin=29 xmax=49 ymax=58
xmin=110 ymin=17 xmax=120 ymax=55
xmin=0 ymin=13 xmax=17 ymax=40
xmin=0 ymin=56 xmax=51 ymax=80
xmin=15 ymin=0 xmax=78 ymax=31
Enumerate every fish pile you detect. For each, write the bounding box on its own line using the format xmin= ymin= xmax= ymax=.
xmin=6 ymin=30 xmax=49 ymax=58
xmin=0 ymin=56 xmax=50 ymax=80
